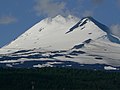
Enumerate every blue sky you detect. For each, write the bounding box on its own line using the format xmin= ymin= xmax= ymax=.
xmin=0 ymin=0 xmax=120 ymax=47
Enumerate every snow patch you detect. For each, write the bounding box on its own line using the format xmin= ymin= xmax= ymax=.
xmin=104 ymin=66 xmax=118 ymax=70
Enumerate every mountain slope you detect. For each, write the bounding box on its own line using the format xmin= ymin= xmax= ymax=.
xmin=0 ymin=15 xmax=120 ymax=70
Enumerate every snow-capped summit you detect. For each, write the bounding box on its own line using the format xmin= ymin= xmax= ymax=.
xmin=0 ymin=16 xmax=97 ymax=49
xmin=42 ymin=15 xmax=79 ymax=24
xmin=1 ymin=15 xmax=120 ymax=51
xmin=0 ymin=15 xmax=120 ymax=69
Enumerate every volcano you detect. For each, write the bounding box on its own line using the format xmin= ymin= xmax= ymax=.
xmin=0 ymin=15 xmax=120 ymax=70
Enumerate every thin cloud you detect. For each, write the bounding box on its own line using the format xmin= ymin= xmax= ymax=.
xmin=110 ymin=24 xmax=120 ymax=38
xmin=0 ymin=16 xmax=17 ymax=25
xmin=82 ymin=10 xmax=93 ymax=17
xmin=34 ymin=0 xmax=67 ymax=17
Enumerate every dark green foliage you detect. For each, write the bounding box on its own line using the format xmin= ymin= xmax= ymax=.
xmin=0 ymin=68 xmax=120 ymax=90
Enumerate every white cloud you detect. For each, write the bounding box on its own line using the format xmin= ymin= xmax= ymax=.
xmin=82 ymin=10 xmax=93 ymax=17
xmin=34 ymin=0 xmax=67 ymax=17
xmin=110 ymin=24 xmax=120 ymax=38
xmin=0 ymin=16 xmax=17 ymax=25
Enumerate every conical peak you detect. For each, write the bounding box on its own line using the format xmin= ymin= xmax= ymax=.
xmin=80 ymin=16 xmax=109 ymax=32
xmin=80 ymin=17 xmax=120 ymax=44
xmin=66 ymin=16 xmax=108 ymax=34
